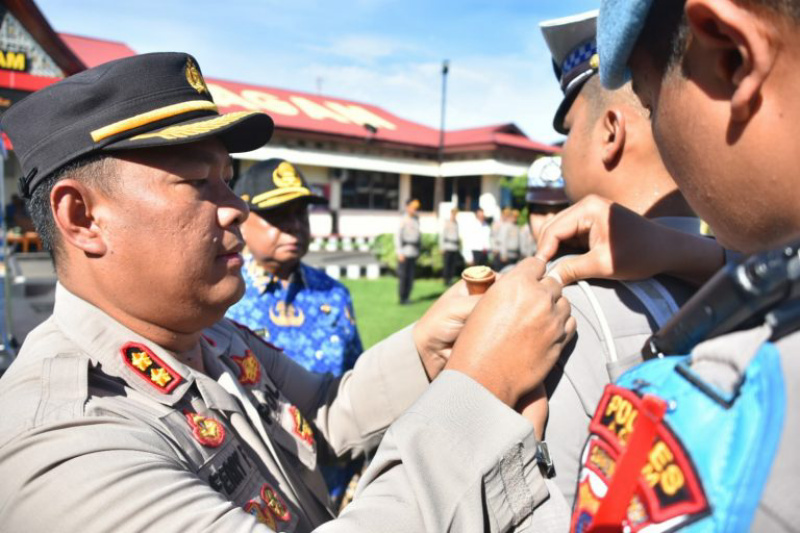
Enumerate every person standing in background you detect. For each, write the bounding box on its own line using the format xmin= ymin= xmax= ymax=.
xmin=465 ymin=206 xmax=492 ymax=266
xmin=395 ymin=198 xmax=421 ymax=305
xmin=440 ymin=207 xmax=460 ymax=285
xmin=498 ymin=209 xmax=522 ymax=269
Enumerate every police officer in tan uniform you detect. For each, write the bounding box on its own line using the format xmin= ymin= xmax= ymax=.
xmin=440 ymin=207 xmax=461 ymax=285
xmin=533 ymin=10 xmax=704 ymax=505
xmin=394 ymin=198 xmax=421 ymax=304
xmin=0 ymin=52 xmax=576 ymax=532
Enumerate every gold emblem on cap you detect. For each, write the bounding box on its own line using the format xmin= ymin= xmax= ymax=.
xmin=590 ymin=54 xmax=600 ymax=69
xmin=185 ymin=58 xmax=208 ymax=94
xmin=273 ymin=162 xmax=303 ymax=189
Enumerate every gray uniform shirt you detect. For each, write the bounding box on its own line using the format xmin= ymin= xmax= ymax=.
xmin=395 ymin=214 xmax=421 ymax=258
xmin=544 ymin=217 xmax=701 ymax=504
xmin=499 ymin=222 xmax=522 ymax=259
xmin=440 ymin=219 xmax=460 ymax=252
xmin=0 ymin=284 xmax=563 ymax=532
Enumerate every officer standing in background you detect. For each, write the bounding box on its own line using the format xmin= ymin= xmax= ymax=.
xmin=465 ymin=206 xmax=492 ymax=266
xmin=440 ymin=206 xmax=460 ymax=285
xmin=498 ymin=209 xmax=522 ymax=269
xmin=225 ymin=158 xmax=364 ymax=504
xmin=490 ymin=207 xmax=510 ymax=270
xmin=0 ymin=52 xmax=577 ymax=532
xmin=395 ymin=198 xmax=421 ymax=304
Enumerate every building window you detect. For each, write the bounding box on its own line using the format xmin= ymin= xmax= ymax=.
xmin=444 ymin=176 xmax=481 ymax=211
xmin=410 ymin=175 xmax=436 ymax=211
xmin=340 ymin=169 xmax=399 ymax=210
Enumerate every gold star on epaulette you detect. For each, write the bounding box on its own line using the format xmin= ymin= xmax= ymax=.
xmin=150 ymin=368 xmax=173 ymax=387
xmin=130 ymin=351 xmax=152 ymax=371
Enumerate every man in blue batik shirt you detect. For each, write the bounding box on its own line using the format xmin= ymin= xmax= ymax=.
xmin=227 ymin=158 xmax=363 ymax=374
xmin=226 ymin=158 xmax=364 ymax=504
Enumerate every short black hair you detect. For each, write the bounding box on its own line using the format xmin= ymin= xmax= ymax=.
xmin=637 ymin=0 xmax=800 ymax=79
xmin=27 ymin=154 xmax=115 ymax=264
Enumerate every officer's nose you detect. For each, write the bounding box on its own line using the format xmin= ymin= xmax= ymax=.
xmin=219 ymin=186 xmax=249 ymax=228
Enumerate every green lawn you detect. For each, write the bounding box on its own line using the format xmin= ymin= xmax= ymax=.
xmin=342 ymin=277 xmax=448 ymax=349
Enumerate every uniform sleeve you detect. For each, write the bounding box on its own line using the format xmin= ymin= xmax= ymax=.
xmin=249 ymin=324 xmax=429 ymax=458
xmin=0 ymin=417 xmax=275 ymax=533
xmin=342 ymin=289 xmax=364 ymax=372
xmin=315 ymin=371 xmax=571 ymax=532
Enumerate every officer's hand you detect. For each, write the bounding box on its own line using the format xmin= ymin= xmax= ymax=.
xmin=534 ymin=195 xmax=724 ymax=287
xmin=397 ymin=254 xmax=406 ymax=263
xmin=518 ymin=384 xmax=548 ymax=441
xmin=445 ymin=258 xmax=576 ymax=407
xmin=413 ymin=280 xmax=480 ymax=380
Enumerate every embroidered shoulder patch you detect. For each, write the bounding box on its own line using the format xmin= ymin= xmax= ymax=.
xmin=184 ymin=411 xmax=226 ymax=448
xmin=571 ymin=385 xmax=709 ymax=532
xmin=289 ymin=405 xmax=315 ymax=446
xmin=261 ymin=482 xmax=292 ymax=522
xmin=244 ymin=499 xmax=277 ymax=528
xmin=232 ymin=350 xmax=261 ymax=386
xmin=121 ymin=342 xmax=182 ymax=393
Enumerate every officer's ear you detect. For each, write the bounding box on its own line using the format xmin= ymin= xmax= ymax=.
xmin=601 ymin=108 xmax=626 ymax=169
xmin=51 ymin=178 xmax=108 ymax=257
xmin=684 ymin=0 xmax=778 ymax=123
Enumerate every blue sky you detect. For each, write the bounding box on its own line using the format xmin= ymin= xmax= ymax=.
xmin=36 ymin=0 xmax=599 ymax=143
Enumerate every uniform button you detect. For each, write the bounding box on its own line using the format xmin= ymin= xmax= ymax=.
xmin=330 ymin=335 xmax=340 ymax=343
xmin=315 ymin=350 xmax=323 ymax=359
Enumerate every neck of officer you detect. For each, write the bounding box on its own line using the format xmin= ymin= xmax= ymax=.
xmin=258 ymin=256 xmax=299 ymax=283
xmin=608 ymin=125 xmax=694 ymax=219
xmin=59 ymin=273 xmax=209 ymax=364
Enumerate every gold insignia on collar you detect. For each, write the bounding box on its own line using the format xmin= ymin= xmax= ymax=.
xmin=272 ymin=162 xmax=302 ymax=188
xmin=185 ymin=411 xmax=226 ymax=447
xmin=232 ymin=350 xmax=261 ymax=386
xmin=289 ymin=405 xmax=315 ymax=446
xmin=185 ymin=58 xmax=208 ymax=94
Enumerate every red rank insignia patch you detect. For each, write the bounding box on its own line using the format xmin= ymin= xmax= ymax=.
xmin=244 ymin=499 xmax=277 ymax=528
xmin=289 ymin=405 xmax=314 ymax=446
xmin=121 ymin=342 xmax=182 ymax=393
xmin=261 ymin=482 xmax=292 ymax=522
xmin=184 ymin=411 xmax=226 ymax=448
xmin=232 ymin=350 xmax=261 ymax=386
xmin=571 ymin=385 xmax=709 ymax=532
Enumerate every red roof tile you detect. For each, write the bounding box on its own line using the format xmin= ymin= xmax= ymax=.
xmin=58 ymin=33 xmax=137 ymax=68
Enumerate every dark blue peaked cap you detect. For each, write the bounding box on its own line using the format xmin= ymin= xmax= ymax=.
xmin=1 ymin=52 xmax=274 ymax=198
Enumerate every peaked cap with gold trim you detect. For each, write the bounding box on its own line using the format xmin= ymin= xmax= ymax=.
xmin=540 ymin=10 xmax=599 ymax=135
xmin=1 ymin=52 xmax=274 ymax=198
xmin=234 ymin=158 xmax=326 ymax=211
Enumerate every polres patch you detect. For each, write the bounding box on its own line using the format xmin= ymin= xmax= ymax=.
xmin=185 ymin=411 xmax=226 ymax=448
xmin=121 ymin=342 xmax=182 ymax=393
xmin=232 ymin=350 xmax=261 ymax=386
xmin=289 ymin=405 xmax=314 ymax=446
xmin=261 ymin=482 xmax=292 ymax=522
xmin=571 ymin=385 xmax=709 ymax=532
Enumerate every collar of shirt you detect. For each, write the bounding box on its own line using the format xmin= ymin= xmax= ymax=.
xmin=52 ymin=283 xmax=235 ymax=410
xmin=244 ymin=253 xmax=307 ymax=296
